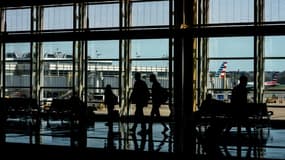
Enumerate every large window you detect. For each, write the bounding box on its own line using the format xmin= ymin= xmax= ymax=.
xmin=264 ymin=36 xmax=285 ymax=120
xmin=87 ymin=40 xmax=120 ymax=111
xmin=40 ymin=41 xmax=73 ymax=100
xmin=206 ymin=37 xmax=254 ymax=102
xmin=129 ymin=38 xmax=171 ymax=117
xmin=5 ymin=43 xmax=31 ymax=98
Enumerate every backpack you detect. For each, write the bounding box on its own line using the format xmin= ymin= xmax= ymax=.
xmin=160 ymin=87 xmax=169 ymax=104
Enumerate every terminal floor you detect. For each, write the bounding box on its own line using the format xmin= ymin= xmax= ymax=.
xmin=3 ymin=119 xmax=285 ymax=160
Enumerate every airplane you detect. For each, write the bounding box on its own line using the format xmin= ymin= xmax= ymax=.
xmin=213 ymin=62 xmax=280 ymax=88
xmin=247 ymin=72 xmax=280 ymax=88
xmin=264 ymin=72 xmax=280 ymax=87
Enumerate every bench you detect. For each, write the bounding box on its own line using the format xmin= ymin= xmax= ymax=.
xmin=0 ymin=98 xmax=39 ymax=119
xmin=195 ymin=102 xmax=273 ymax=131
xmin=46 ymin=98 xmax=88 ymax=127
xmin=0 ymin=98 xmax=40 ymax=134
xmin=46 ymin=99 xmax=71 ymax=126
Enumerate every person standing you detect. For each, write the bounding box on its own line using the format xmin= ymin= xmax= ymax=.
xmin=129 ymin=72 xmax=150 ymax=135
xmin=149 ymin=73 xmax=168 ymax=133
xmin=228 ymin=75 xmax=251 ymax=135
xmin=231 ymin=75 xmax=248 ymax=105
xmin=104 ymin=84 xmax=118 ymax=126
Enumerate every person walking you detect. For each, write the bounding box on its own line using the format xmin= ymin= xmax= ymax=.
xmin=129 ymin=72 xmax=150 ymax=135
xmin=149 ymin=73 xmax=169 ymax=133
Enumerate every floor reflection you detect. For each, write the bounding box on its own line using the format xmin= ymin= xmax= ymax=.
xmin=4 ymin=117 xmax=285 ymax=159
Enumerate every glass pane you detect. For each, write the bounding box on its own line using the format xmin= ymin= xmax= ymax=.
xmin=209 ymin=37 xmax=253 ymax=58
xmin=265 ymin=0 xmax=285 ymax=22
xmin=131 ymin=39 xmax=169 ymax=58
xmin=131 ymin=61 xmax=169 ymax=88
xmin=88 ymin=40 xmax=119 ymax=59
xmin=5 ymin=62 xmax=31 ymax=86
xmin=5 ymin=43 xmax=30 ymax=59
xmin=5 ymin=43 xmax=31 ymax=88
xmin=131 ymin=1 xmax=169 ymax=26
xmin=131 ymin=60 xmax=168 ymax=75
xmin=208 ymin=60 xmax=254 ymax=89
xmin=87 ymin=60 xmax=119 ymax=88
xmin=88 ymin=3 xmax=119 ymax=28
xmin=264 ymin=36 xmax=285 ymax=115
xmin=265 ymin=59 xmax=285 ymax=72
xmin=6 ymin=8 xmax=31 ymax=31
xmin=42 ymin=62 xmax=72 ymax=87
xmin=265 ymin=36 xmax=285 ymax=57
xmin=129 ymin=59 xmax=170 ymax=116
xmin=208 ymin=0 xmax=254 ymax=24
xmin=42 ymin=42 xmax=73 ymax=59
xmin=43 ymin=6 xmax=73 ymax=30
xmin=87 ymin=59 xmax=119 ymax=116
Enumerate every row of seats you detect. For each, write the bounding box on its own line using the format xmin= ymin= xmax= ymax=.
xmin=0 ymin=98 xmax=95 ymax=130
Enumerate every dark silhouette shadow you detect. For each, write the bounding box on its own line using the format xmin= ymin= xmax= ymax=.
xmin=148 ymin=124 xmax=170 ymax=152
xmin=194 ymin=94 xmax=230 ymax=159
xmin=194 ymin=76 xmax=270 ymax=159
xmin=129 ymin=72 xmax=150 ymax=135
xmin=69 ymin=92 xmax=87 ymax=149
xmin=131 ymin=128 xmax=147 ymax=152
xmin=105 ymin=122 xmax=116 ymax=151
xmin=226 ymin=75 xmax=251 ymax=135
xmin=104 ymin=84 xmax=118 ymax=127
xmin=149 ymin=73 xmax=169 ymax=133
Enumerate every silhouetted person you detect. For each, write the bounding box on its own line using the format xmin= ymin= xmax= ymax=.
xmin=130 ymin=72 xmax=150 ymax=135
xmin=149 ymin=73 xmax=168 ymax=133
xmin=231 ymin=75 xmax=248 ymax=105
xmin=104 ymin=84 xmax=118 ymax=126
xmin=229 ymin=75 xmax=251 ymax=135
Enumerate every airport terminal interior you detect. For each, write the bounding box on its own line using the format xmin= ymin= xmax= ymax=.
xmin=2 ymin=0 xmax=285 ymax=159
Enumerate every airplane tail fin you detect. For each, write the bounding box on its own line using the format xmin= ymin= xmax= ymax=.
xmin=215 ymin=61 xmax=227 ymax=78
xmin=264 ymin=72 xmax=280 ymax=86
xmin=272 ymin=72 xmax=279 ymax=82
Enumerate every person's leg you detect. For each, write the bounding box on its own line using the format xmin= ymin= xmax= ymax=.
xmin=153 ymin=103 xmax=168 ymax=131
xmin=138 ymin=107 xmax=146 ymax=131
xmin=130 ymin=106 xmax=139 ymax=132
xmin=107 ymin=106 xmax=113 ymax=125
xmin=148 ymin=108 xmax=155 ymax=133
xmin=136 ymin=104 xmax=146 ymax=134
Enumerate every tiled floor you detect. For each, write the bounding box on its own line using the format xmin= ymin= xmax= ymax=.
xmin=4 ymin=118 xmax=285 ymax=159
xmin=4 ymin=119 xmax=174 ymax=153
